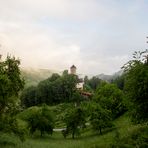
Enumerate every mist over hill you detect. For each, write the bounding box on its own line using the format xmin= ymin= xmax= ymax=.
xmin=21 ymin=67 xmax=123 ymax=87
xmin=96 ymin=70 xmax=123 ymax=82
xmin=21 ymin=68 xmax=59 ymax=87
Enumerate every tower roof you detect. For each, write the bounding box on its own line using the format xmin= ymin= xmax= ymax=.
xmin=70 ymin=65 xmax=76 ymax=69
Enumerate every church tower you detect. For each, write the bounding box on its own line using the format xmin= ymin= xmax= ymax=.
xmin=70 ymin=65 xmax=76 ymax=75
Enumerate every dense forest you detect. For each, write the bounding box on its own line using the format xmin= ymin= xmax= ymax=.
xmin=0 ymin=50 xmax=148 ymax=147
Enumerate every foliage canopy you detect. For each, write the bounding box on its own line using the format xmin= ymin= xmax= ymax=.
xmin=123 ymin=50 xmax=148 ymax=123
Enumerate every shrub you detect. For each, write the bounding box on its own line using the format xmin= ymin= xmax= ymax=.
xmin=111 ymin=124 xmax=148 ymax=147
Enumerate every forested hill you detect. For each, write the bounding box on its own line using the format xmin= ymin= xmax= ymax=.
xmin=21 ymin=68 xmax=123 ymax=87
xmin=96 ymin=70 xmax=123 ymax=82
xmin=21 ymin=68 xmax=59 ymax=87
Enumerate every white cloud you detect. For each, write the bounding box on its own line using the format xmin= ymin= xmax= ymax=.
xmin=0 ymin=0 xmax=148 ymax=75
xmin=0 ymin=0 xmax=117 ymax=22
xmin=0 ymin=19 xmax=82 ymax=70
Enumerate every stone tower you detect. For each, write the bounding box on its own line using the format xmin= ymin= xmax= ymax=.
xmin=70 ymin=65 xmax=76 ymax=75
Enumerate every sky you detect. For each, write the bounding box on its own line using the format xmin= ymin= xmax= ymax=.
xmin=0 ymin=0 xmax=148 ymax=75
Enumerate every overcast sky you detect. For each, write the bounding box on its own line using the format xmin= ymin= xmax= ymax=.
xmin=0 ymin=0 xmax=148 ymax=75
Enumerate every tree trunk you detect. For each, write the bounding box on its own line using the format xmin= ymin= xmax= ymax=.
xmin=99 ymin=127 xmax=102 ymax=135
xmin=72 ymin=131 xmax=75 ymax=139
xmin=40 ymin=131 xmax=43 ymax=137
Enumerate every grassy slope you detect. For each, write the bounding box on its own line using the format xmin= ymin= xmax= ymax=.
xmin=2 ymin=114 xmax=133 ymax=148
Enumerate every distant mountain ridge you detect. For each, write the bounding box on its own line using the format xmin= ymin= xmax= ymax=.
xmin=96 ymin=70 xmax=123 ymax=82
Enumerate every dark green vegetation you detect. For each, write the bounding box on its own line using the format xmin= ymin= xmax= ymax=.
xmin=123 ymin=50 xmax=148 ymax=123
xmin=0 ymin=56 xmax=26 ymax=142
xmin=21 ymin=72 xmax=78 ymax=107
xmin=63 ymin=107 xmax=86 ymax=139
xmin=25 ymin=105 xmax=54 ymax=137
xmin=0 ymin=50 xmax=148 ymax=147
xmin=94 ymin=83 xmax=126 ymax=119
xmin=90 ymin=103 xmax=113 ymax=135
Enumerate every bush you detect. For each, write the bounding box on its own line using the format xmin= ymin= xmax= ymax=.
xmin=0 ymin=132 xmax=18 ymax=146
xmin=111 ymin=124 xmax=148 ymax=148
xmin=0 ymin=115 xmax=27 ymax=142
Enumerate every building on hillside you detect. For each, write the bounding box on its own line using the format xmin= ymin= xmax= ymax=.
xmin=76 ymin=78 xmax=84 ymax=90
xmin=69 ymin=65 xmax=92 ymax=98
xmin=70 ymin=65 xmax=84 ymax=90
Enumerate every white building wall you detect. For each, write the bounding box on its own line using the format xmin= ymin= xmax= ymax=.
xmin=76 ymin=82 xmax=84 ymax=90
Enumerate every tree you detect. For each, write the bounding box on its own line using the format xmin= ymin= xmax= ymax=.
xmin=123 ymin=50 xmax=148 ymax=123
xmin=61 ymin=74 xmax=77 ymax=102
xmin=84 ymin=76 xmax=89 ymax=84
xmin=90 ymin=103 xmax=112 ymax=134
xmin=71 ymin=91 xmax=84 ymax=106
xmin=63 ymin=107 xmax=86 ymax=139
xmin=111 ymin=74 xmax=125 ymax=90
xmin=62 ymin=70 xmax=68 ymax=76
xmin=48 ymin=73 xmax=60 ymax=82
xmin=36 ymin=80 xmax=53 ymax=105
xmin=0 ymin=55 xmax=25 ymax=142
xmin=0 ymin=55 xmax=24 ymax=113
xmin=26 ymin=105 xmax=54 ymax=137
xmin=87 ymin=76 xmax=102 ymax=90
xmin=21 ymin=72 xmax=77 ymax=106
xmin=94 ymin=83 xmax=126 ymax=119
xmin=20 ymin=86 xmax=37 ymax=108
